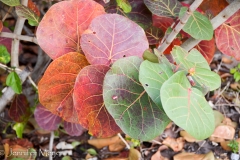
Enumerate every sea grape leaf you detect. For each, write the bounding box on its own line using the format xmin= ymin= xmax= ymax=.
xmin=15 ymin=5 xmax=40 ymax=26
xmin=145 ymin=26 xmax=163 ymax=45
xmin=9 ymin=94 xmax=31 ymax=123
xmin=81 ymin=14 xmax=149 ymax=66
xmin=215 ymin=10 xmax=240 ymax=60
xmin=103 ymin=56 xmax=170 ymax=141
xmin=154 ymin=49 xmax=176 ymax=71
xmin=199 ymin=0 xmax=228 ymax=17
xmin=6 ymin=71 xmax=22 ymax=94
xmin=0 ymin=45 xmax=10 ymax=64
xmin=172 ymin=46 xmax=221 ymax=91
xmin=36 ymin=0 xmax=105 ymax=60
xmin=160 ymin=71 xmax=215 ymax=140
xmin=179 ymin=7 xmax=213 ymax=40
xmin=152 ymin=15 xmax=174 ymax=32
xmin=73 ymin=65 xmax=121 ymax=138
xmin=106 ymin=0 xmax=152 ymax=30
xmin=139 ymin=60 xmax=173 ymax=107
xmin=63 ymin=121 xmax=85 ymax=136
xmin=38 ymin=52 xmax=89 ymax=123
xmin=172 ymin=46 xmax=210 ymax=70
xmin=142 ymin=50 xmax=159 ymax=63
xmin=13 ymin=123 xmax=25 ymax=138
xmin=28 ymin=0 xmax=40 ymax=16
xmin=144 ymin=0 xmax=182 ymax=17
xmin=194 ymin=38 xmax=215 ymax=64
xmin=0 ymin=20 xmax=3 ymax=32
xmin=34 ymin=104 xmax=62 ymax=131
xmin=116 ymin=0 xmax=132 ymax=13
xmin=0 ymin=0 xmax=20 ymax=6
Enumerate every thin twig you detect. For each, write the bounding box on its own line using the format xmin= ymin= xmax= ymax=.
xmin=11 ymin=0 xmax=29 ymax=67
xmin=157 ymin=0 xmax=203 ymax=53
xmin=49 ymin=131 xmax=54 ymax=160
xmin=181 ymin=0 xmax=240 ymax=51
xmin=0 ymin=32 xmax=38 ymax=44
xmin=0 ymin=63 xmax=38 ymax=89
xmin=117 ymin=133 xmax=130 ymax=150
xmin=2 ymin=7 xmax=13 ymax=22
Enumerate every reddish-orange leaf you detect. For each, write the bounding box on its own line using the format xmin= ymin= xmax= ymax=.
xmin=162 ymin=38 xmax=182 ymax=54
xmin=152 ymin=15 xmax=174 ymax=33
xmin=215 ymin=10 xmax=240 ymax=60
xmin=0 ymin=20 xmax=3 ymax=32
xmin=195 ymin=38 xmax=215 ymax=64
xmin=38 ymin=52 xmax=89 ymax=123
xmin=80 ymin=14 xmax=149 ymax=66
xmin=28 ymin=0 xmax=40 ymax=16
xmin=36 ymin=0 xmax=105 ymax=60
xmin=73 ymin=65 xmax=121 ymax=137
xmin=9 ymin=94 xmax=31 ymax=123
xmin=199 ymin=0 xmax=228 ymax=17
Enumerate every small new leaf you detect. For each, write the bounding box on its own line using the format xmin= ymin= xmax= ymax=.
xmin=13 ymin=122 xmax=25 ymax=138
xmin=0 ymin=45 xmax=10 ymax=64
xmin=0 ymin=0 xmax=20 ymax=6
xmin=116 ymin=0 xmax=132 ymax=13
xmin=179 ymin=7 xmax=213 ymax=40
xmin=15 ymin=5 xmax=40 ymax=26
xmin=6 ymin=71 xmax=22 ymax=94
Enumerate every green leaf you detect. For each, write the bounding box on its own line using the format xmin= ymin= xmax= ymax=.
xmin=15 ymin=5 xmax=40 ymax=26
xmin=160 ymin=71 xmax=215 ymax=140
xmin=87 ymin=148 xmax=97 ymax=156
xmin=144 ymin=0 xmax=182 ymax=17
xmin=103 ymin=56 xmax=170 ymax=141
xmin=172 ymin=46 xmax=221 ymax=91
xmin=230 ymin=68 xmax=237 ymax=74
xmin=0 ymin=0 xmax=20 ymax=6
xmin=0 ymin=45 xmax=10 ymax=64
xmin=142 ymin=50 xmax=159 ymax=63
xmin=154 ymin=49 xmax=176 ymax=71
xmin=6 ymin=71 xmax=22 ymax=94
xmin=116 ymin=0 xmax=132 ymax=13
xmin=139 ymin=60 xmax=173 ymax=106
xmin=71 ymin=141 xmax=81 ymax=148
xmin=62 ymin=156 xmax=72 ymax=160
xmin=179 ymin=7 xmax=213 ymax=40
xmin=13 ymin=122 xmax=25 ymax=138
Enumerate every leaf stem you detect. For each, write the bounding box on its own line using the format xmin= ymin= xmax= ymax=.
xmin=181 ymin=0 xmax=240 ymax=51
xmin=117 ymin=133 xmax=130 ymax=149
xmin=2 ymin=7 xmax=13 ymax=22
xmin=157 ymin=0 xmax=203 ymax=54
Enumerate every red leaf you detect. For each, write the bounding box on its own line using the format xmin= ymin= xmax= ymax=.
xmin=28 ymin=0 xmax=40 ymax=16
xmin=63 ymin=121 xmax=85 ymax=136
xmin=36 ymin=0 xmax=105 ymax=59
xmin=215 ymin=10 xmax=240 ymax=60
xmin=8 ymin=94 xmax=31 ymax=123
xmin=34 ymin=104 xmax=62 ymax=131
xmin=194 ymin=38 xmax=215 ymax=64
xmin=0 ymin=27 xmax=22 ymax=53
xmin=38 ymin=52 xmax=89 ymax=123
xmin=152 ymin=15 xmax=174 ymax=33
xmin=80 ymin=14 xmax=149 ymax=66
xmin=73 ymin=65 xmax=121 ymax=137
xmin=199 ymin=0 xmax=228 ymax=17
xmin=0 ymin=21 xmax=3 ymax=32
xmin=163 ymin=38 xmax=182 ymax=54
xmin=145 ymin=26 xmax=163 ymax=45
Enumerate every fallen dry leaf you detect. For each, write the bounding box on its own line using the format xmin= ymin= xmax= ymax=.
xmin=180 ymin=131 xmax=199 ymax=142
xmin=88 ymin=134 xmax=120 ymax=149
xmin=222 ymin=118 xmax=237 ymax=129
xmin=162 ymin=137 xmax=185 ymax=152
xmin=230 ymin=82 xmax=240 ymax=90
xmin=151 ymin=145 xmax=169 ymax=160
xmin=211 ymin=124 xmax=235 ymax=140
xmin=209 ymin=136 xmax=225 ymax=143
xmin=174 ymin=151 xmax=215 ymax=160
xmin=129 ymin=148 xmax=141 ymax=160
xmin=108 ymin=137 xmax=126 ymax=152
